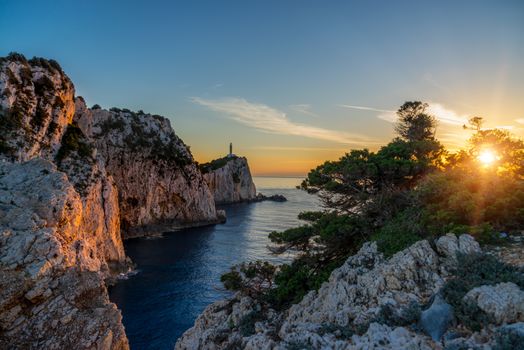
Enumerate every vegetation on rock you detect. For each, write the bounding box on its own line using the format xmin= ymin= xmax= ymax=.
xmin=222 ymin=101 xmax=524 ymax=320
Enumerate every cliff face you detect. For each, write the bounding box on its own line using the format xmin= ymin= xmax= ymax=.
xmin=74 ymin=101 xmax=218 ymax=238
xmin=0 ymin=160 xmax=128 ymax=349
xmin=201 ymin=156 xmax=257 ymax=204
xmin=0 ymin=54 xmax=129 ymax=349
xmin=0 ymin=53 xmax=219 ymax=348
xmin=176 ymin=234 xmax=524 ymax=350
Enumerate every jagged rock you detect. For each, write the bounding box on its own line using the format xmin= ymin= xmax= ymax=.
xmin=252 ymin=193 xmax=287 ymax=202
xmin=176 ymin=235 xmax=482 ymax=350
xmin=201 ymin=156 xmax=257 ymax=204
xmin=74 ymin=99 xmax=219 ymax=238
xmin=420 ymin=294 xmax=454 ymax=341
xmin=0 ymin=159 xmax=127 ymax=349
xmin=464 ymin=282 xmax=524 ymax=325
xmin=351 ymin=323 xmax=435 ymax=350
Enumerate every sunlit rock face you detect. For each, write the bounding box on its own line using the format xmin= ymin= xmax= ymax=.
xmin=0 ymin=54 xmax=75 ymax=161
xmin=202 ymin=156 xmax=257 ymax=204
xmin=74 ymin=100 xmax=219 ymax=238
xmin=0 ymin=160 xmax=128 ymax=350
xmin=0 ymin=54 xmax=126 ymax=271
xmin=0 ymin=54 xmax=129 ymax=349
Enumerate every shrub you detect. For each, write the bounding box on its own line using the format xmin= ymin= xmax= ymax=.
xmin=442 ymin=253 xmax=524 ymax=331
xmin=55 ymin=124 xmax=93 ymax=163
xmin=374 ymin=301 xmax=421 ymax=327
xmin=371 ymin=209 xmax=424 ymax=257
xmin=91 ymin=104 xmax=101 ymax=109
xmin=238 ymin=309 xmax=264 ymax=336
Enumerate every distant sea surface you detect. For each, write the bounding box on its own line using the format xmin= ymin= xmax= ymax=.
xmin=108 ymin=177 xmax=320 ymax=350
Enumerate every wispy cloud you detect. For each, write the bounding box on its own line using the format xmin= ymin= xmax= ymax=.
xmin=289 ymin=104 xmax=318 ymax=117
xmin=515 ymin=119 xmax=524 ymax=125
xmin=338 ymin=104 xmax=395 ymax=113
xmin=191 ymin=97 xmax=377 ymax=145
xmin=340 ymin=102 xmax=469 ymax=126
xmin=252 ymin=146 xmax=347 ymax=152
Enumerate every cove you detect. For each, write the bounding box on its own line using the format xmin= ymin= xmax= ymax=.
xmin=108 ymin=177 xmax=320 ymax=350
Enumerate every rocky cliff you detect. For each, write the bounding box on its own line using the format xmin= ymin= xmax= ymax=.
xmin=0 ymin=53 xmax=220 ymax=348
xmin=0 ymin=160 xmax=128 ymax=349
xmin=201 ymin=156 xmax=257 ymax=204
xmin=176 ymin=234 xmax=524 ymax=349
xmin=74 ymin=100 xmax=218 ymax=238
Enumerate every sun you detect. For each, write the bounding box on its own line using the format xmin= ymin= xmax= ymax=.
xmin=478 ymin=150 xmax=496 ymax=166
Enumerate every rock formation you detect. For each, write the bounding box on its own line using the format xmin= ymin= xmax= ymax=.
xmin=0 ymin=160 xmax=128 ymax=349
xmin=201 ymin=156 xmax=257 ymax=204
xmin=0 ymin=53 xmax=221 ymax=348
xmin=176 ymin=234 xmax=524 ymax=349
xmin=74 ymin=100 xmax=218 ymax=238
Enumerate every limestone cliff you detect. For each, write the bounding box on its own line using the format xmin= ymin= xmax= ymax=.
xmin=201 ymin=156 xmax=257 ymax=204
xmin=74 ymin=101 xmax=218 ymax=238
xmin=176 ymin=234 xmax=524 ymax=350
xmin=0 ymin=160 xmax=128 ymax=349
xmin=0 ymin=52 xmax=220 ymax=348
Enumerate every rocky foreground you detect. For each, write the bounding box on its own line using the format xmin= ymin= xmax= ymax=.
xmin=176 ymin=234 xmax=524 ymax=349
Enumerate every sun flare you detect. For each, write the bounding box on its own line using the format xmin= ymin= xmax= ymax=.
xmin=478 ymin=150 xmax=496 ymax=166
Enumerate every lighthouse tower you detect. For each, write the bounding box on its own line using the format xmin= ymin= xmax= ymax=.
xmin=227 ymin=142 xmax=235 ymax=158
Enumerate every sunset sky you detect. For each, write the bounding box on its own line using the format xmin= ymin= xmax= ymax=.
xmin=1 ymin=0 xmax=523 ymax=176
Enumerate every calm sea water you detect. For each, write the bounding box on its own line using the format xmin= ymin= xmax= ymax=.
xmin=108 ymin=177 xmax=320 ymax=350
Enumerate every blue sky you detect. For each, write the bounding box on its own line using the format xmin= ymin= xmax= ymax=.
xmin=1 ymin=0 xmax=523 ymax=175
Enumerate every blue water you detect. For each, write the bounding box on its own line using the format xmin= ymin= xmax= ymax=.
xmin=108 ymin=177 xmax=320 ymax=350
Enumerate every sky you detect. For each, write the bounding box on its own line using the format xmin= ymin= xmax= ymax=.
xmin=1 ymin=0 xmax=523 ymax=176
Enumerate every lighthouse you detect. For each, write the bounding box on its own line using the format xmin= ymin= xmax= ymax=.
xmin=227 ymin=142 xmax=235 ymax=158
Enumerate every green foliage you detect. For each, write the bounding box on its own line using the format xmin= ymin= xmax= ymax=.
xmin=442 ymin=253 xmax=524 ymax=331
xmin=394 ymin=101 xmax=437 ymax=142
xmin=417 ymin=168 xmax=524 ymax=240
xmin=91 ymin=104 xmax=101 ymax=109
xmin=297 ymin=211 xmax=324 ymax=222
xmin=371 ymin=209 xmax=424 ymax=257
xmin=28 ymin=56 xmax=63 ymax=73
xmin=55 ymin=124 xmax=93 ymax=164
xmin=220 ymin=261 xmax=277 ymax=299
xmin=199 ymin=156 xmax=234 ymax=173
xmin=302 ymin=138 xmax=444 ymax=210
xmin=374 ymin=301 xmax=421 ymax=327
xmin=238 ymin=309 xmax=264 ymax=336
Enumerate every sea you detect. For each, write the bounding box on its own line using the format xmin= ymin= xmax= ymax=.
xmin=108 ymin=177 xmax=321 ymax=350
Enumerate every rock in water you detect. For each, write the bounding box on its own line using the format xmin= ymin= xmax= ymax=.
xmin=201 ymin=156 xmax=257 ymax=204
xmin=420 ymin=294 xmax=454 ymax=341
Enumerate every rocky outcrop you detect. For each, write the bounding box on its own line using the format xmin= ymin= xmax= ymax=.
xmin=0 ymin=53 xmax=221 ymax=348
xmin=201 ymin=156 xmax=257 ymax=204
xmin=176 ymin=234 xmax=523 ymax=349
xmin=74 ymin=101 xmax=219 ymax=238
xmin=0 ymin=160 xmax=128 ymax=349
